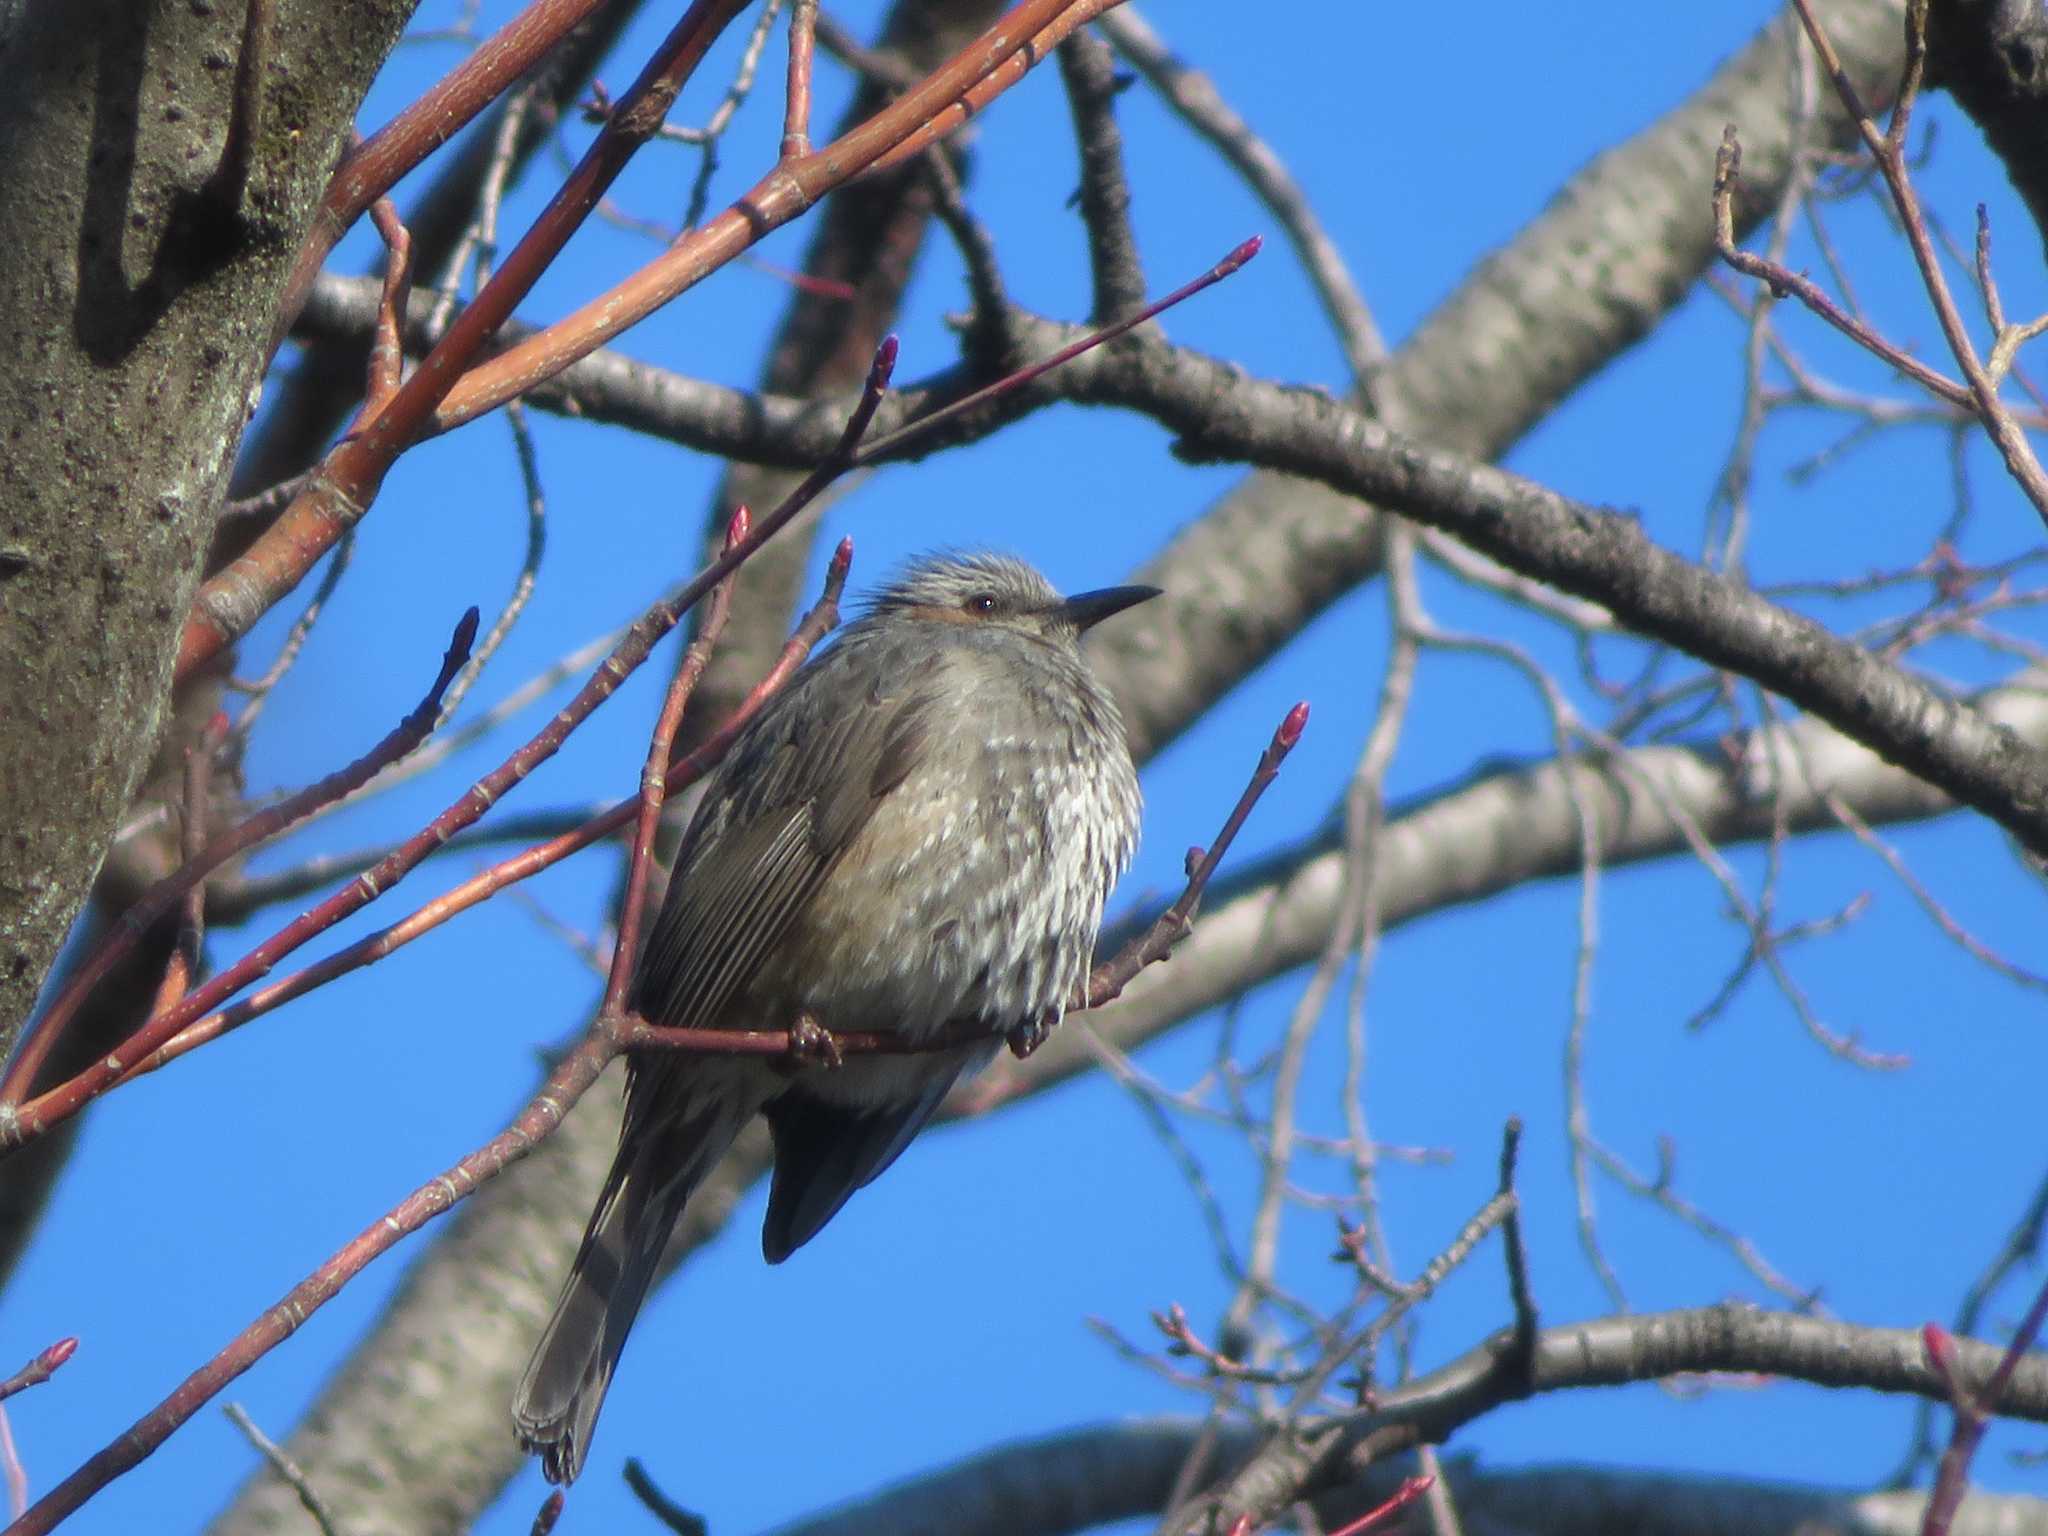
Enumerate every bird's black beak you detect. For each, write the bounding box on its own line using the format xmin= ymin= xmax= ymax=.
xmin=1059 ymin=584 xmax=1162 ymax=632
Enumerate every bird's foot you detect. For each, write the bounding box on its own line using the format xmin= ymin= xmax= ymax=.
xmin=1005 ymin=1012 xmax=1058 ymax=1060
xmin=787 ymin=1010 xmax=845 ymax=1069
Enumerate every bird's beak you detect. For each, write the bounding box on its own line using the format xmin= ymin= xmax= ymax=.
xmin=1059 ymin=584 xmax=1162 ymax=632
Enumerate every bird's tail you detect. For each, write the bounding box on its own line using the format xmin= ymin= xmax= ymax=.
xmin=512 ymin=1096 xmax=747 ymax=1484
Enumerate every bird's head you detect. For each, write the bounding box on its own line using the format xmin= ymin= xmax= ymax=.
xmin=867 ymin=552 xmax=1160 ymax=645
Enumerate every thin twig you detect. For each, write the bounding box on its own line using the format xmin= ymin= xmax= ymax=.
xmin=223 ymin=1403 xmax=342 ymax=1536
xmin=0 ymin=1340 xmax=77 ymax=1407
xmin=781 ymin=0 xmax=818 ymax=160
xmin=604 ymin=507 xmax=746 ymax=1015
xmin=364 ymin=194 xmax=414 ymax=412
xmin=1713 ymin=128 xmax=1969 ymax=408
xmin=1784 ymin=0 xmax=2048 ymax=527
xmin=1082 ymin=700 xmax=1308 ymax=1009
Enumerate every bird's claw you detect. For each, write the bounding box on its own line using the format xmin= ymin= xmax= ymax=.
xmin=787 ymin=1011 xmax=845 ymax=1069
xmin=1005 ymin=1014 xmax=1056 ymax=1060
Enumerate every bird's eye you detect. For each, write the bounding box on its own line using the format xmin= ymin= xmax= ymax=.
xmin=964 ymin=593 xmax=997 ymax=615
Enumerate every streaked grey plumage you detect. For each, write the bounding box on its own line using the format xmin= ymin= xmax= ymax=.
xmin=513 ymin=552 xmax=1151 ymax=1483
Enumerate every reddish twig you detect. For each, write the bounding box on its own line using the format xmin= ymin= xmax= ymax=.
xmin=1085 ymin=699 xmax=1307 ymax=1008
xmin=1150 ymin=1302 xmax=1298 ymax=1386
xmin=0 ymin=1340 xmax=77 ymax=1408
xmin=425 ymin=0 xmax=1120 ymax=433
xmin=8 ymin=584 xmax=677 ymax=1146
xmin=780 ymin=0 xmax=818 ymax=161
xmin=150 ymin=713 xmax=229 ymax=1018
xmin=0 ymin=614 xmax=479 ymax=1111
xmin=856 ymin=0 xmax=1120 ymax=180
xmin=364 ymin=194 xmax=414 ymax=413
xmin=851 ymin=235 xmax=1264 ymax=465
xmin=604 ymin=505 xmax=747 ymax=1016
xmin=0 ymin=1340 xmax=76 ymax=1520
xmin=1921 ymin=1272 xmax=2048 ymax=1536
xmin=530 ymin=1490 xmax=566 ymax=1536
xmin=1711 ymin=130 xmax=1968 ymax=408
xmin=1329 ymin=1474 xmax=1436 ymax=1536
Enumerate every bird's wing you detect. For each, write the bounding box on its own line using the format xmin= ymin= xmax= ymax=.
xmin=629 ymin=642 xmax=939 ymax=1037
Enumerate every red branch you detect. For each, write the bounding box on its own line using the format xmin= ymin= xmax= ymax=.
xmin=1329 ymin=1475 xmax=1435 ymax=1536
xmin=1083 ymin=698 xmax=1306 ymax=1009
xmin=0 ymin=1340 xmax=77 ymax=1407
xmin=427 ymin=0 xmax=1122 ymax=436
xmin=780 ymin=0 xmax=818 ymax=161
xmin=604 ymin=505 xmax=747 ymax=1016
xmin=273 ymin=0 xmax=617 ymax=346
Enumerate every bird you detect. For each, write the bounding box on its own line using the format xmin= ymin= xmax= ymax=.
xmin=512 ymin=551 xmax=1155 ymax=1483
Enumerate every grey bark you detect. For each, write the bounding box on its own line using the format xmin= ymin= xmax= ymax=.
xmin=1030 ymin=319 xmax=2048 ymax=855
xmin=0 ymin=0 xmax=419 ymax=1062
xmin=1195 ymin=1306 xmax=2048 ymax=1533
xmin=763 ymin=1418 xmax=2048 ymax=1536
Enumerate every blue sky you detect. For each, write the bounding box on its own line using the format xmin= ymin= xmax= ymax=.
xmin=7 ymin=2 xmax=2048 ymax=1532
